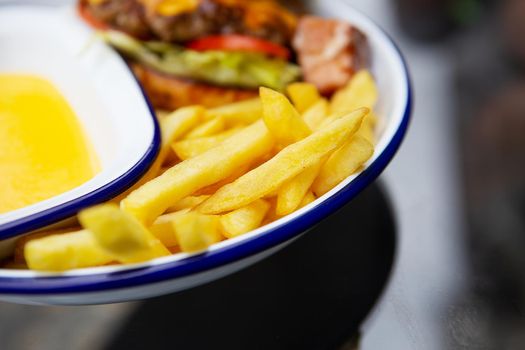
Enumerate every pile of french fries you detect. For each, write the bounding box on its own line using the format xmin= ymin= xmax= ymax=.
xmin=19 ymin=70 xmax=379 ymax=271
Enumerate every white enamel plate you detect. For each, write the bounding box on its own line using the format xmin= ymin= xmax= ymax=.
xmin=0 ymin=1 xmax=411 ymax=305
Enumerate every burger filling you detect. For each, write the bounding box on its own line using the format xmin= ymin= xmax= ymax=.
xmin=103 ymin=30 xmax=301 ymax=91
xmin=83 ymin=0 xmax=296 ymax=44
xmin=82 ymin=0 xmax=300 ymax=92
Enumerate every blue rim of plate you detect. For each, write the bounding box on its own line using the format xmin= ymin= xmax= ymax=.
xmin=0 ymin=10 xmax=412 ymax=295
xmin=0 ymin=51 xmax=162 ymax=240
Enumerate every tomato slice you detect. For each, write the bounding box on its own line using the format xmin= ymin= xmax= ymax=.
xmin=77 ymin=1 xmax=109 ymax=31
xmin=187 ymin=35 xmax=291 ymax=60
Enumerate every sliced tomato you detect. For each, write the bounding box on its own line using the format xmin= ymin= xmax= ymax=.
xmin=77 ymin=1 xmax=109 ymax=31
xmin=187 ymin=35 xmax=291 ymax=60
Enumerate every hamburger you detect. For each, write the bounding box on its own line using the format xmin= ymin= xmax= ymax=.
xmin=78 ymin=0 xmax=302 ymax=109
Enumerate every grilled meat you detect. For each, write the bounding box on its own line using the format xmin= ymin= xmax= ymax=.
xmin=81 ymin=0 xmax=152 ymax=38
xmin=82 ymin=0 xmax=296 ymax=45
xmin=292 ymin=16 xmax=369 ymax=94
xmin=146 ymin=0 xmax=244 ymax=42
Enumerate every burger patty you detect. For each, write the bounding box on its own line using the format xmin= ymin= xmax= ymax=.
xmin=82 ymin=0 xmax=151 ymax=39
xmin=83 ymin=0 xmax=296 ymax=45
xmin=147 ymin=0 xmax=246 ymax=43
xmin=131 ymin=63 xmax=258 ymax=110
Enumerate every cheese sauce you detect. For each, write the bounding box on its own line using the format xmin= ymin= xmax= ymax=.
xmin=0 ymin=74 xmax=99 ymax=214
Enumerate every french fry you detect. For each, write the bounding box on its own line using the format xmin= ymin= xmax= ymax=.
xmin=159 ymin=106 xmax=205 ymax=161
xmin=149 ymin=208 xmax=191 ymax=247
xmin=206 ymin=98 xmax=262 ymax=126
xmin=184 ymin=116 xmax=225 ymax=139
xmin=121 ymin=120 xmax=274 ymax=224
xmin=155 ymin=110 xmax=171 ymax=119
xmin=330 ymin=70 xmax=378 ymax=114
xmin=24 ymin=230 xmax=113 ymax=271
xmin=112 ymin=106 xmax=204 ymax=203
xmin=79 ymin=204 xmax=170 ymax=263
xmin=299 ymin=191 xmax=316 ymax=208
xmin=357 ymin=112 xmax=377 ymax=144
xmin=193 ymin=162 xmax=252 ymax=196
xmin=260 ymin=87 xmax=311 ymax=146
xmin=313 ymin=136 xmax=374 ymax=196
xmin=261 ymin=197 xmax=280 ymax=225
xmin=161 ymin=106 xmax=205 ymax=142
xmin=302 ymin=99 xmax=329 ymax=130
xmin=276 ymin=161 xmax=323 ymax=216
xmin=198 ymin=108 xmax=367 ymax=214
xmin=220 ymin=200 xmax=270 ymax=238
xmin=158 ymin=166 xmax=175 ymax=175
xmin=262 ymin=188 xmax=279 ymax=199
xmin=151 ymin=106 xmax=204 ymax=171
xmin=14 ymin=228 xmax=80 ymax=264
xmin=172 ymin=127 xmax=240 ymax=160
xmin=167 ymin=195 xmax=210 ymax=213
xmin=172 ymin=212 xmax=223 ymax=252
xmin=367 ymin=112 xmax=378 ymax=126
xmin=327 ymin=71 xmax=379 ymax=143
xmin=320 ymin=94 xmax=377 ymax=135
xmin=317 ymin=109 xmax=352 ymax=130
xmin=287 ymin=82 xmax=321 ymax=113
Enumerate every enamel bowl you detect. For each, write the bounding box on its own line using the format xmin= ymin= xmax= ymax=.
xmin=0 ymin=1 xmax=411 ymax=305
xmin=0 ymin=5 xmax=160 ymax=239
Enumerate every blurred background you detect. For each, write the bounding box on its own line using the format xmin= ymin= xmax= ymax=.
xmin=1 ymin=0 xmax=525 ymax=348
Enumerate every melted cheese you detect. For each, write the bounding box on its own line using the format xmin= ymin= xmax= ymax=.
xmin=0 ymin=74 xmax=100 ymax=214
xmin=139 ymin=0 xmax=199 ymax=16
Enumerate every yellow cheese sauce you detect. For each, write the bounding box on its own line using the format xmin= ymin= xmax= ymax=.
xmin=0 ymin=74 xmax=100 ymax=214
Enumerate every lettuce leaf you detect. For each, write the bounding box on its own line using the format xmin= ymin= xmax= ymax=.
xmin=101 ymin=31 xmax=301 ymax=91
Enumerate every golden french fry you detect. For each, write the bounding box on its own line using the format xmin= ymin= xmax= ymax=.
xmin=79 ymin=204 xmax=170 ymax=263
xmin=260 ymin=87 xmax=311 ymax=146
xmin=302 ymin=99 xmax=328 ymax=130
xmin=313 ymin=136 xmax=374 ymax=196
xmin=121 ymin=120 xmax=273 ymax=224
xmin=356 ymin=113 xmax=377 ymax=144
xmin=194 ymin=162 xmax=252 ymax=196
xmin=317 ymin=109 xmax=355 ymax=130
xmin=155 ymin=106 xmax=203 ymax=167
xmin=157 ymin=106 xmax=205 ymax=168
xmin=149 ymin=208 xmax=191 ymax=247
xmin=198 ymin=108 xmax=367 ymax=214
xmin=14 ymin=228 xmax=80 ymax=264
xmin=220 ymin=199 xmax=270 ymax=238
xmin=184 ymin=116 xmax=225 ymax=139
xmin=158 ymin=166 xmax=174 ymax=175
xmin=157 ymin=108 xmax=205 ymax=166
xmin=172 ymin=212 xmax=223 ymax=252
xmin=299 ymin=191 xmax=316 ymax=208
xmin=155 ymin=110 xmax=171 ymax=119
xmin=172 ymin=127 xmax=240 ymax=160
xmin=330 ymin=70 xmax=378 ymax=114
xmin=276 ymin=161 xmax=322 ymax=216
xmin=367 ymin=112 xmax=378 ymax=126
xmin=262 ymin=188 xmax=279 ymax=199
xmin=261 ymin=197 xmax=279 ymax=225
xmin=206 ymin=98 xmax=262 ymax=126
xmin=24 ymin=230 xmax=113 ymax=271
xmin=160 ymin=106 xmax=205 ymax=150
xmin=113 ymin=106 xmax=204 ymax=203
xmin=287 ymin=82 xmax=321 ymax=113
xmin=167 ymin=195 xmax=210 ymax=213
